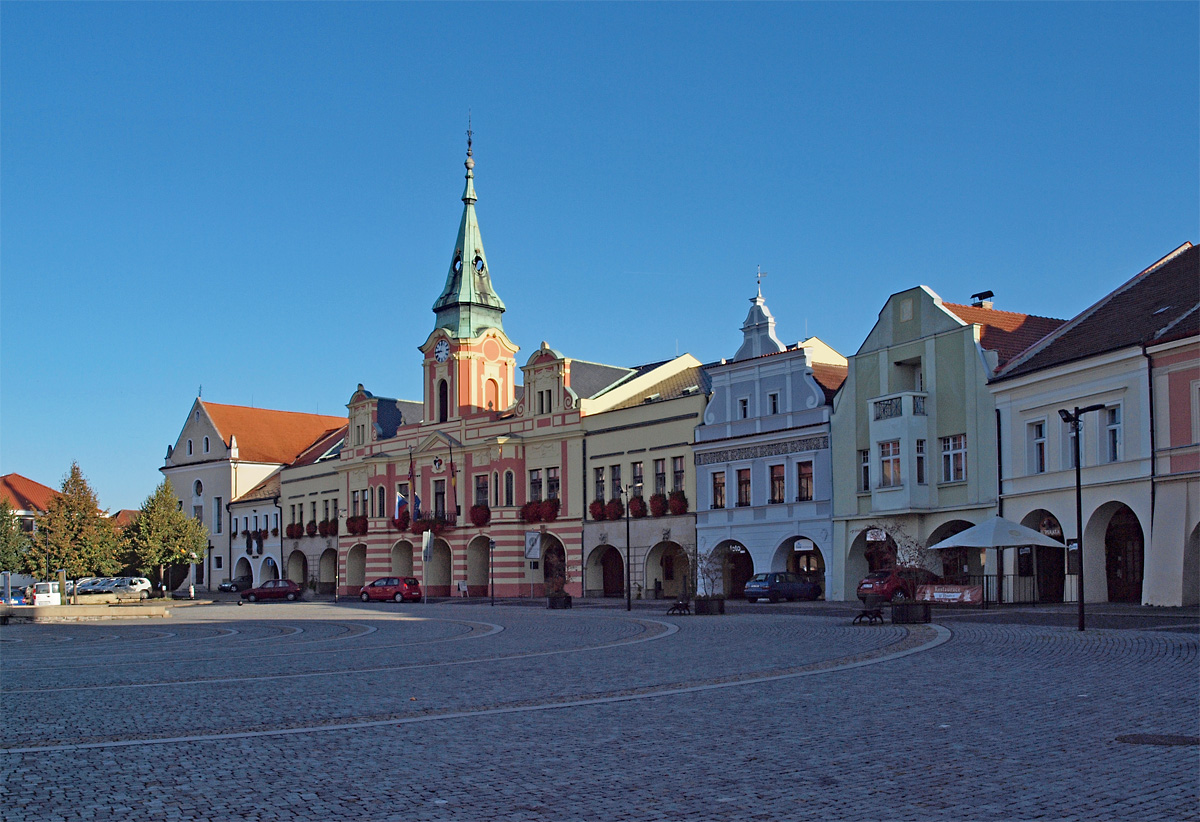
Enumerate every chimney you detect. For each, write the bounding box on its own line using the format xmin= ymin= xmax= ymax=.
xmin=970 ymin=290 xmax=995 ymax=309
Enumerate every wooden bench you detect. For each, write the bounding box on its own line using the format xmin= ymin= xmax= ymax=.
xmin=666 ymin=599 xmax=691 ymax=615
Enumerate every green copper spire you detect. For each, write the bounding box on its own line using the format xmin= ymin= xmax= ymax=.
xmin=432 ymin=127 xmax=506 ymax=338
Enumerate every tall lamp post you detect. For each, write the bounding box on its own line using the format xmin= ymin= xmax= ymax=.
xmin=622 ymin=485 xmax=632 ymax=612
xmin=1059 ymin=404 xmax=1105 ymax=632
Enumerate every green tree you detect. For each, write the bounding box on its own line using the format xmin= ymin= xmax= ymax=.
xmin=123 ymin=479 xmax=206 ymax=588
xmin=0 ymin=498 xmax=31 ymax=572
xmin=27 ymin=462 xmax=120 ymax=579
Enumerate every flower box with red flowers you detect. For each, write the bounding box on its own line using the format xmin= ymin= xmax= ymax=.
xmin=521 ymin=501 xmax=543 ymax=523
xmin=306 ymin=521 xmax=318 ymax=537
xmin=628 ymin=496 xmax=648 ymax=518
xmin=668 ymin=491 xmax=689 ymax=516
xmin=589 ymin=500 xmax=606 ymax=521
xmin=605 ymin=498 xmax=624 ymax=520
xmin=649 ymin=493 xmax=669 ymax=517
xmin=539 ymin=498 xmax=560 ymax=522
xmin=469 ymin=504 xmax=491 ymax=528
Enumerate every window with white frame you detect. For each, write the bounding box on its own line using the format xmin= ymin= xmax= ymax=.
xmin=547 ymin=467 xmax=560 ymax=499
xmin=859 ymin=450 xmax=870 ymax=492
xmin=1065 ymin=419 xmax=1082 ymax=469
xmin=632 ymin=462 xmax=644 ymax=497
xmin=711 ymin=472 xmax=725 ymax=508
xmin=736 ymin=468 xmax=751 ymax=506
xmin=610 ymin=465 xmax=621 ymax=500
xmin=213 ymin=497 xmax=222 ymax=534
xmin=879 ymin=440 xmax=901 ymax=488
xmin=941 ymin=434 xmax=967 ymax=482
xmin=769 ymin=464 xmax=785 ymax=503
xmin=797 ymin=461 xmax=813 ymax=501
xmin=738 ymin=398 xmax=749 ymax=419
xmin=915 ymin=439 xmax=926 ymax=484
xmin=1029 ymin=421 xmax=1046 ymax=474
xmin=672 ymin=456 xmax=685 ymax=492
xmin=529 ymin=469 xmax=543 ymax=502
xmin=654 ymin=459 xmax=666 ymax=495
xmin=1105 ymin=405 xmax=1122 ymax=462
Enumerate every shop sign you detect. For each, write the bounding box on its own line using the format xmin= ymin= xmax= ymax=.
xmin=917 ymin=584 xmax=984 ymax=604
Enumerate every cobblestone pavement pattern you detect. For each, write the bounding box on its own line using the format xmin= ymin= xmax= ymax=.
xmin=1 ymin=601 xmax=1197 ymax=821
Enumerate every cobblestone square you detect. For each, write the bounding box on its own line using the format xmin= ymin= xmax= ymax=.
xmin=2 ymin=601 xmax=1197 ymax=821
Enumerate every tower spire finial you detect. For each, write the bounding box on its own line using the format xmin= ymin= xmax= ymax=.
xmin=756 ymin=265 xmax=767 ymax=299
xmin=465 ymin=111 xmax=474 ymax=170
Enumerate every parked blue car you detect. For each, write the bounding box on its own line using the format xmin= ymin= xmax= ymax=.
xmin=743 ymin=572 xmax=822 ymax=603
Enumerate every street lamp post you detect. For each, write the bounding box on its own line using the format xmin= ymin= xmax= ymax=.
xmin=1059 ymin=403 xmax=1105 ymax=632
xmin=623 ymin=485 xmax=632 ymax=612
xmin=489 ymin=538 xmax=495 ymax=607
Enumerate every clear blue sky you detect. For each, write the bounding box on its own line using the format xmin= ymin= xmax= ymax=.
xmin=2 ymin=2 xmax=1196 ymax=511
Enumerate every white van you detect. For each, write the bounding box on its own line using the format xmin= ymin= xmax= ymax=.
xmin=32 ymin=581 xmax=62 ymax=606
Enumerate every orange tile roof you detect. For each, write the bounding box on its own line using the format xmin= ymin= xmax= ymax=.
xmin=201 ymin=401 xmax=347 ymax=465
xmin=942 ymin=303 xmax=1066 ymax=367
xmin=0 ymin=473 xmax=60 ymax=513
xmin=810 ymin=362 xmax=848 ymax=404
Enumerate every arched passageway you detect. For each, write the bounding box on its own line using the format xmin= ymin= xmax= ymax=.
xmin=345 ymin=544 xmax=367 ymax=590
xmin=286 ymin=550 xmax=307 ymax=586
xmin=318 ymin=548 xmax=337 ymax=594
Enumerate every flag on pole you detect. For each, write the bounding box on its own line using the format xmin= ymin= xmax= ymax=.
xmin=394 ymin=491 xmax=408 ymax=519
xmin=408 ymin=450 xmax=420 ymax=520
xmin=449 ymin=452 xmax=458 ymax=521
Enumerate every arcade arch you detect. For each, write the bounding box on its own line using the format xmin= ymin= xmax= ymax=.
xmin=466 ymin=536 xmax=490 ymax=596
xmin=426 ymin=537 xmax=452 ymax=596
xmin=286 ymin=550 xmax=307 ymax=585
xmin=345 ymin=544 xmax=367 ymax=589
xmin=585 ymin=544 xmax=624 ymax=598
xmin=318 ymin=548 xmax=337 ymax=594
xmin=391 ymin=540 xmax=414 ymax=577
xmin=1019 ymin=509 xmax=1066 ymax=603
xmin=645 ymin=541 xmax=689 ymax=600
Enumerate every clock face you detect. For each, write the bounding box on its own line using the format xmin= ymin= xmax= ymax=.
xmin=434 ymin=339 xmax=450 ymax=362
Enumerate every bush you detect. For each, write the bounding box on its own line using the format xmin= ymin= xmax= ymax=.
xmin=306 ymin=520 xmax=318 ymax=537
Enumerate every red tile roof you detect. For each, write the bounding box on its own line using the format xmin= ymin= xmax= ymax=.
xmin=997 ymin=243 xmax=1198 ymax=379
xmin=942 ymin=303 xmax=1066 ymax=367
xmin=201 ymin=401 xmax=347 ymax=465
xmin=810 ymin=362 xmax=848 ymax=404
xmin=111 ymin=509 xmax=140 ymax=530
xmin=291 ymin=425 xmax=347 ymax=467
xmin=0 ymin=473 xmax=60 ymax=513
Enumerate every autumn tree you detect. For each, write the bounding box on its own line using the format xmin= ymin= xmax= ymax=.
xmin=27 ymin=463 xmax=120 ymax=579
xmin=123 ymin=479 xmax=206 ymax=588
xmin=0 ymin=498 xmax=31 ymax=573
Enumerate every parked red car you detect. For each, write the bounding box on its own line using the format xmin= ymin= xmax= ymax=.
xmin=856 ymin=567 xmax=941 ymax=602
xmin=359 ymin=577 xmax=422 ymax=603
xmin=239 ymin=579 xmax=303 ymax=603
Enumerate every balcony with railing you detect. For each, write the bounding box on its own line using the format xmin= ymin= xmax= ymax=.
xmin=873 ymin=392 xmax=928 ymax=421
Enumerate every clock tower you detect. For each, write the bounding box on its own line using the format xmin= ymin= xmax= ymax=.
xmin=422 ymin=133 xmax=519 ymax=423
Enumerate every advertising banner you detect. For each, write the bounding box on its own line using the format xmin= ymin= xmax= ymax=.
xmin=917 ymin=584 xmax=983 ymax=604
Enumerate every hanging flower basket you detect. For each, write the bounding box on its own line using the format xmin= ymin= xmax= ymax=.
xmin=521 ymin=501 xmax=543 ymax=523
xmin=306 ymin=520 xmax=318 ymax=537
xmin=605 ymin=498 xmax=624 ymax=520
xmin=539 ymin=498 xmax=561 ymax=522
xmin=271 ymin=527 xmax=279 ymax=537
xmin=628 ymin=496 xmax=648 ymax=518
xmin=469 ymin=504 xmax=491 ymax=528
xmin=329 ymin=518 xmax=339 ymax=536
xmin=392 ymin=510 xmax=411 ymax=531
xmin=346 ymin=515 xmax=368 ymax=536
xmin=668 ymin=491 xmax=690 ymax=516
xmin=318 ymin=520 xmax=330 ymax=537
xmin=589 ymin=500 xmax=607 ymax=521
xmin=649 ymin=493 xmax=669 ymax=517
xmin=285 ymin=523 xmax=299 ymax=539
xmin=241 ymin=529 xmax=250 ymax=537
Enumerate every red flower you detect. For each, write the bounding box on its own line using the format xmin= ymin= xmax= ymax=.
xmin=605 ymin=498 xmax=624 ymax=520
xmin=649 ymin=493 xmax=669 ymax=517
xmin=628 ymin=496 xmax=648 ymax=518
xmin=392 ymin=510 xmax=411 ymax=531
xmin=306 ymin=521 xmax=318 ymax=537
xmin=589 ymin=500 xmax=607 ymax=521
xmin=469 ymin=504 xmax=491 ymax=528
xmin=668 ymin=491 xmax=689 ymax=515
xmin=539 ymin=498 xmax=560 ymax=522
xmin=521 ymin=501 xmax=543 ymax=523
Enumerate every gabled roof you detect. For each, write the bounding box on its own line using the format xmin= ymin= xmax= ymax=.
xmin=378 ymin=399 xmax=423 ymax=438
xmin=604 ymin=365 xmax=712 ymax=412
xmin=201 ymin=401 xmax=346 ymax=465
xmin=111 ymin=509 xmax=140 ymax=530
xmin=291 ymin=426 xmax=348 ymax=468
xmin=997 ymin=243 xmax=1198 ymax=380
xmin=942 ymin=303 xmax=1066 ymax=368
xmin=0 ymin=473 xmax=59 ymax=513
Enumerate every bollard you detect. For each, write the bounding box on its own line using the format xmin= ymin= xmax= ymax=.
xmin=189 ymin=584 xmax=195 ymax=600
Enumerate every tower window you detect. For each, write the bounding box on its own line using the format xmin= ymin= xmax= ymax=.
xmin=438 ymin=380 xmax=449 ymax=423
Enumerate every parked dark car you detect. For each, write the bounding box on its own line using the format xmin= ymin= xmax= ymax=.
xmin=219 ymin=576 xmax=254 ymax=592
xmin=743 ymin=572 xmax=822 ymax=603
xmin=856 ymin=567 xmax=941 ymax=602
xmin=359 ymin=577 xmax=422 ymax=603
xmin=239 ymin=579 xmax=303 ymax=602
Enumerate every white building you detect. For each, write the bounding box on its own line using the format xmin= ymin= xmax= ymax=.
xmin=991 ymin=242 xmax=1198 ymax=606
xmin=693 ymin=287 xmax=846 ymax=598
